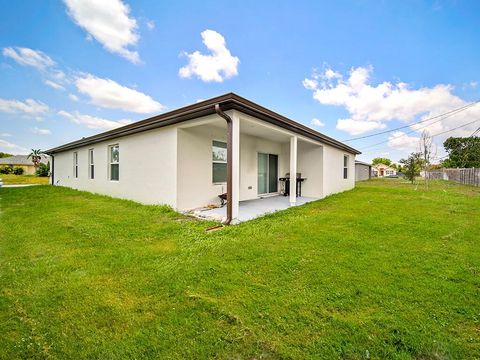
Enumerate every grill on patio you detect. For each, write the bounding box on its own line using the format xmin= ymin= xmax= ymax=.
xmin=279 ymin=172 xmax=306 ymax=197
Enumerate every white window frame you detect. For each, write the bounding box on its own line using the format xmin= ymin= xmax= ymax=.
xmin=73 ymin=152 xmax=78 ymax=178
xmin=343 ymin=155 xmax=349 ymax=179
xmin=88 ymin=148 xmax=94 ymax=179
xmin=109 ymin=144 xmax=119 ymax=181
xmin=212 ymin=140 xmax=227 ymax=184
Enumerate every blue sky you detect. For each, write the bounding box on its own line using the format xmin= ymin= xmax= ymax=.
xmin=1 ymin=0 xmax=479 ymax=162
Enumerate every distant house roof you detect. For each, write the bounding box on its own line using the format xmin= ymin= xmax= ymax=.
xmin=355 ymin=160 xmax=371 ymax=166
xmin=372 ymin=163 xmax=395 ymax=170
xmin=0 ymin=155 xmax=49 ymax=166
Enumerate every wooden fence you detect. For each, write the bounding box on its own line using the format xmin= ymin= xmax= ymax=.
xmin=427 ymin=168 xmax=480 ymax=187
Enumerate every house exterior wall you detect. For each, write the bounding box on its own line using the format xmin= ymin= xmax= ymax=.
xmin=176 ymin=122 xmax=288 ymax=211
xmin=176 ymin=123 xmax=226 ymax=211
xmin=52 ymin=111 xmax=356 ymax=212
xmin=239 ymin=133 xmax=288 ymax=201
xmin=0 ymin=164 xmax=35 ymax=174
xmin=355 ymin=163 xmax=371 ymax=181
xmin=11 ymin=165 xmax=36 ymax=175
xmin=296 ymin=141 xmax=324 ymax=198
xmin=53 ymin=126 xmax=177 ymax=207
xmin=322 ymin=144 xmax=355 ymax=196
xmin=22 ymin=165 xmax=36 ymax=175
xmin=372 ymin=164 xmax=397 ymax=177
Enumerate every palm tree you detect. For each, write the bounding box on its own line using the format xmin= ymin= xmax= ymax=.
xmin=28 ymin=149 xmax=44 ymax=169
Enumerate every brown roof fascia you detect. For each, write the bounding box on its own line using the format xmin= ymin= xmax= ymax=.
xmin=46 ymin=92 xmax=360 ymax=155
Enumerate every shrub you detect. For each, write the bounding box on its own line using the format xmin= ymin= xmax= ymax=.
xmin=0 ymin=165 xmax=13 ymax=174
xmin=36 ymin=162 xmax=50 ymax=177
xmin=13 ymin=166 xmax=24 ymax=175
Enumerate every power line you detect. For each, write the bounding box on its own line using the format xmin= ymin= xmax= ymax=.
xmin=359 ymin=118 xmax=480 ymax=152
xmin=430 ymin=118 xmax=480 ymax=138
xmin=470 ymin=126 xmax=480 ymax=137
xmin=342 ymin=100 xmax=480 ymax=142
xmin=359 ymin=118 xmax=480 ymax=151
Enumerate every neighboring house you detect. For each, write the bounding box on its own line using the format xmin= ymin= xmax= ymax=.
xmin=372 ymin=163 xmax=397 ymax=177
xmin=0 ymin=154 xmax=49 ymax=175
xmin=355 ymin=160 xmax=372 ymax=181
xmin=46 ymin=93 xmax=360 ymax=223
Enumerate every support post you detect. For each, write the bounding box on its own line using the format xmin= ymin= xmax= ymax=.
xmin=231 ymin=111 xmax=240 ymax=221
xmin=289 ymin=136 xmax=297 ymax=206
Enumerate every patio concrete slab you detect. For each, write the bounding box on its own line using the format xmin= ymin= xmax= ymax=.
xmin=193 ymin=195 xmax=317 ymax=223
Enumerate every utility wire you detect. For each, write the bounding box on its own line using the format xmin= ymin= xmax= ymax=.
xmin=359 ymin=118 xmax=480 ymax=152
xmin=342 ymin=100 xmax=480 ymax=142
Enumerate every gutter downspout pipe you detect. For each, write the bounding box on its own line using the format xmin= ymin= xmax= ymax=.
xmin=214 ymin=104 xmax=233 ymax=225
xmin=50 ymin=155 xmax=55 ymax=185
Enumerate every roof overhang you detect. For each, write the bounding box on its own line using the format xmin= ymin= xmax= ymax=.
xmin=46 ymin=93 xmax=361 ymax=155
xmin=355 ymin=160 xmax=372 ymax=166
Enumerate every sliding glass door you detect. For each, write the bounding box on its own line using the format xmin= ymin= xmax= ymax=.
xmin=258 ymin=153 xmax=278 ymax=195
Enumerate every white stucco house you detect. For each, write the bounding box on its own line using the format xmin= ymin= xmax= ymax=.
xmin=46 ymin=93 xmax=360 ymax=223
xmin=372 ymin=163 xmax=397 ymax=177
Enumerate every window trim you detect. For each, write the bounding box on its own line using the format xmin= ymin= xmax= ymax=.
xmin=109 ymin=144 xmax=119 ymax=181
xmin=88 ymin=148 xmax=94 ymax=180
xmin=73 ymin=151 xmax=78 ymax=179
xmin=343 ymin=155 xmax=349 ymax=179
xmin=212 ymin=139 xmax=227 ymax=184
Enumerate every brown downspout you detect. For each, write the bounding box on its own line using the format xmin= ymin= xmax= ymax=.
xmin=214 ymin=104 xmax=233 ymax=225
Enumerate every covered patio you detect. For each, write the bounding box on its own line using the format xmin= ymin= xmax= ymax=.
xmin=176 ymin=105 xmax=325 ymax=223
xmin=192 ymin=195 xmax=318 ymax=223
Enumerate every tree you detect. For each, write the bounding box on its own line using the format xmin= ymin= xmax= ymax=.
xmin=0 ymin=152 xmax=12 ymax=158
xmin=372 ymin=157 xmax=392 ymax=166
xmin=400 ymin=152 xmax=422 ymax=184
xmin=27 ymin=149 xmax=44 ymax=169
xmin=419 ymin=131 xmax=436 ymax=190
xmin=390 ymin=163 xmax=403 ymax=172
xmin=442 ymin=136 xmax=480 ymax=168
xmin=36 ymin=162 xmax=50 ymax=177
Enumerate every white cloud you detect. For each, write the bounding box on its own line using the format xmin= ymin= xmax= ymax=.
xmin=0 ymin=133 xmax=12 ymax=137
xmin=324 ymin=68 xmax=341 ymax=80
xmin=31 ymin=127 xmax=51 ymax=135
xmin=302 ymin=78 xmax=318 ymax=90
xmin=146 ymin=20 xmax=155 ymax=30
xmin=462 ymin=81 xmax=478 ymax=90
xmin=387 ymin=131 xmax=420 ymax=153
xmin=52 ymin=70 xmax=66 ymax=80
xmin=179 ymin=29 xmax=239 ymax=82
xmin=58 ymin=110 xmax=133 ymax=130
xmin=304 ymin=65 xmax=480 ymax=138
xmin=44 ymin=79 xmax=65 ymax=90
xmin=336 ymin=118 xmax=386 ymax=135
xmin=2 ymin=47 xmax=55 ymax=69
xmin=0 ymin=98 xmax=49 ymax=115
xmin=63 ymin=0 xmax=140 ymax=63
xmin=68 ymin=94 xmax=79 ymax=101
xmin=0 ymin=139 xmax=27 ymax=153
xmin=75 ymin=74 xmax=164 ymax=113
xmin=311 ymin=118 xmax=325 ymax=128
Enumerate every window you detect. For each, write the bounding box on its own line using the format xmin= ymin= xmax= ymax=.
xmin=343 ymin=155 xmax=349 ymax=179
xmin=109 ymin=144 xmax=119 ymax=181
xmin=212 ymin=140 xmax=227 ymax=183
xmin=88 ymin=149 xmax=94 ymax=179
xmin=73 ymin=152 xmax=78 ymax=178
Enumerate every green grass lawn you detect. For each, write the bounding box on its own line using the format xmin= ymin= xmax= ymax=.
xmin=0 ymin=179 xmax=479 ymax=359
xmin=1 ymin=173 xmax=49 ymax=185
